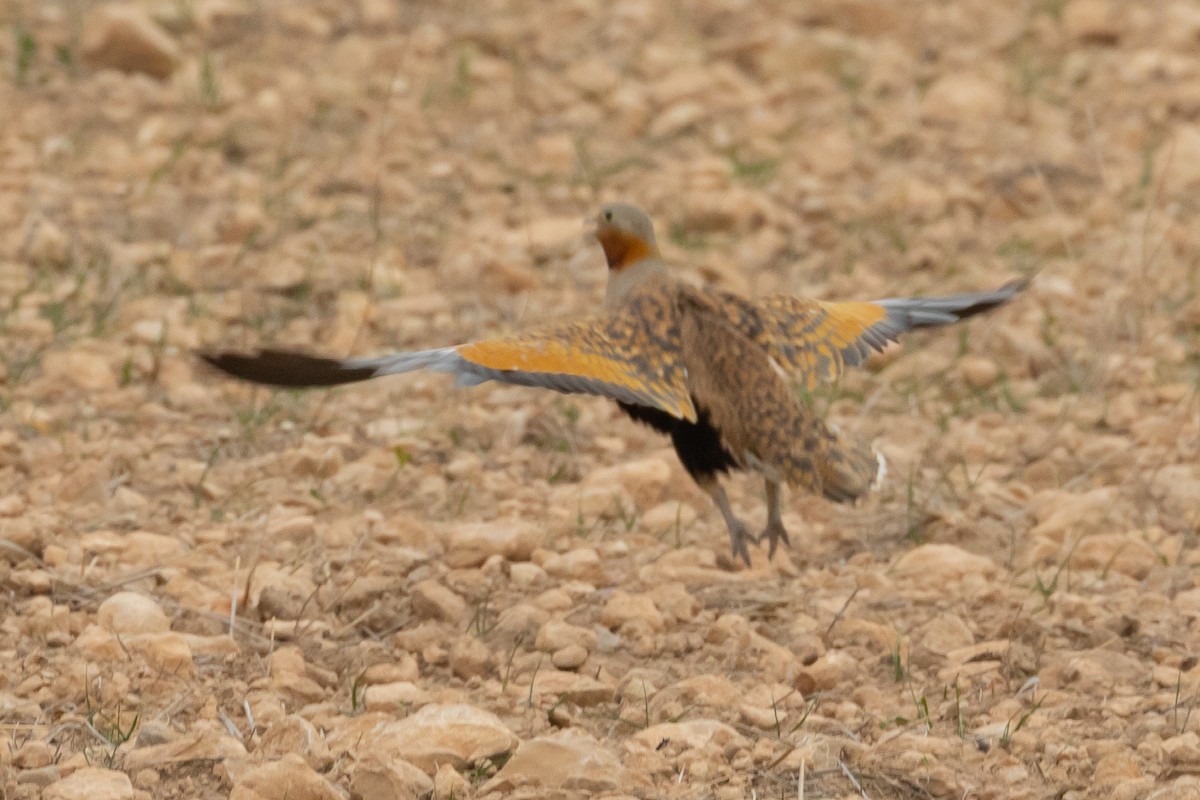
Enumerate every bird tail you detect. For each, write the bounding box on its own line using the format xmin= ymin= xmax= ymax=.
xmin=816 ymin=429 xmax=885 ymax=503
xmin=199 ymin=347 xmax=463 ymax=388
xmin=878 ymin=278 xmax=1028 ymax=329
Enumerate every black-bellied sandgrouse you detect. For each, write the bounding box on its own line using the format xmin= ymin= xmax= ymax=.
xmin=203 ymin=203 xmax=1024 ymax=565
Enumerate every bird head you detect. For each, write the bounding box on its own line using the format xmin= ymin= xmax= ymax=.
xmin=593 ymin=203 xmax=660 ymax=272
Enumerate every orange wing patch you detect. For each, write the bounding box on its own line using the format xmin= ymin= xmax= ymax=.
xmin=455 ymin=299 xmax=697 ymax=421
xmin=700 ymin=291 xmax=892 ymax=389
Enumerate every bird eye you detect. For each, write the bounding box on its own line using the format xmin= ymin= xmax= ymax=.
xmin=603 ymin=210 xmax=613 ymax=221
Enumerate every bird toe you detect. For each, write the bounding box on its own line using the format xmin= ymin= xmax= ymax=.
xmin=728 ymin=523 xmax=754 ymax=568
xmin=759 ymin=522 xmax=791 ymax=559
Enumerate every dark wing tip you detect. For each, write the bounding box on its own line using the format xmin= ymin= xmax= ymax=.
xmin=955 ymin=277 xmax=1031 ymax=319
xmin=198 ymin=349 xmax=377 ymax=387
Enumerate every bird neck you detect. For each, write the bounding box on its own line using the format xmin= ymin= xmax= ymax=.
xmin=605 ymin=257 xmax=671 ymax=309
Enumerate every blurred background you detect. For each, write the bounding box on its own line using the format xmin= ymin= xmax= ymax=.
xmin=1 ymin=1 xmax=1198 ymax=799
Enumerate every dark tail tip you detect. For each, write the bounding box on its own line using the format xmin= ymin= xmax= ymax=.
xmin=198 ymin=349 xmax=376 ymax=387
xmin=955 ymin=277 xmax=1031 ymax=320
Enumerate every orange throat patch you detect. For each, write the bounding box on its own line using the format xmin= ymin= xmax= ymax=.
xmin=596 ymin=227 xmax=656 ymax=272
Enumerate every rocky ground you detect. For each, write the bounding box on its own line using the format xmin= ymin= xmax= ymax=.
xmin=2 ymin=1 xmax=1200 ymax=798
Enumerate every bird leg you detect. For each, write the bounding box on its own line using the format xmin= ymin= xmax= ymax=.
xmin=700 ymin=477 xmax=754 ymax=567
xmin=759 ymin=478 xmax=791 ymax=559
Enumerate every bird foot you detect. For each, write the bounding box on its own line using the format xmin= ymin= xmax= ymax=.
xmin=758 ymin=521 xmax=791 ymax=560
xmin=726 ymin=521 xmax=755 ymax=568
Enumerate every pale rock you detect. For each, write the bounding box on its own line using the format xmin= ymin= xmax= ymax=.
xmin=509 ymin=561 xmax=548 ymax=587
xmin=444 ymin=522 xmax=540 ymax=567
xmin=493 ymin=603 xmax=550 ymax=644
xmin=482 ymin=259 xmax=536 ymax=293
xmin=97 ymin=591 xmax=170 ymax=635
xmin=1029 ymin=487 xmax=1119 ymax=542
xmin=830 ymin=617 xmax=901 ymax=655
xmin=1109 ymin=778 xmax=1158 ymax=800
xmin=632 ymin=719 xmax=747 ymax=751
xmin=740 ymin=701 xmax=782 ymax=729
xmin=652 ymin=66 xmax=715 ymax=107
xmin=584 ymin=457 xmax=672 ymax=508
xmin=130 ymin=632 xmax=195 ymax=676
xmin=1062 ymin=0 xmax=1122 ymax=44
xmin=524 ymin=217 xmax=583 ymax=252
xmin=641 ymin=501 xmax=698 ymax=533
xmin=257 ymin=715 xmax=330 ymax=767
xmin=601 ymin=591 xmax=665 ymax=632
xmin=269 ymin=647 xmax=326 ymax=704
xmin=878 ymin=171 xmax=945 ymax=220
xmin=112 ymin=486 xmax=148 ymax=511
xmin=124 ymin=727 xmax=248 ymax=770
xmin=920 ymin=74 xmax=1006 ymax=124
xmin=229 ymin=753 xmax=340 ymax=800
xmin=40 ymin=349 xmax=117 ymax=391
xmin=552 ymin=482 xmax=634 ymax=518
xmin=266 ymin=514 xmax=315 ymax=541
xmin=756 ymin=26 xmax=850 ymax=81
xmin=482 ymin=729 xmax=627 ymax=793
xmin=945 ymin=640 xmax=1011 ymax=667
xmin=261 ymin=619 xmax=332 ymax=640
xmin=646 ymin=582 xmax=698 ymax=623
xmin=914 ymin=614 xmax=975 ymax=657
xmin=363 ymin=681 xmax=433 ymax=711
xmin=1166 ymin=125 xmax=1200 ymax=189
xmin=450 ymin=636 xmax=491 ymax=679
xmin=551 ymin=645 xmax=588 ymax=670
xmin=73 ymin=624 xmax=124 ymax=660
xmin=14 ymin=741 xmax=55 ymax=769
xmin=526 ymin=669 xmax=614 ymax=706
xmin=1094 ymin=751 xmax=1142 ymax=783
xmin=656 ymin=674 xmax=741 ymax=709
xmin=411 ymin=579 xmax=467 ymax=623
xmin=16 ymin=765 xmax=60 ymax=788
xmin=1165 ymin=733 xmax=1200 ymax=768
xmin=535 ymin=619 xmax=596 ymax=652
xmin=359 ymin=704 xmax=517 ymax=773
xmin=1175 ymin=588 xmax=1200 ymax=617
xmin=44 ymin=767 xmax=133 ymax=800
xmin=958 ymin=355 xmax=1000 ymax=389
xmin=804 ymin=650 xmax=860 ymax=690
xmin=681 ymin=187 xmax=767 ymax=234
xmin=566 ymin=57 xmax=620 ymax=96
xmin=23 ymin=217 xmax=70 ymax=267
xmin=892 ymin=544 xmax=997 ymax=583
xmin=638 ymin=547 xmax=745 ymax=584
xmin=215 ymin=202 xmax=266 ymax=244
xmin=649 ymin=101 xmax=704 ymax=138
xmin=812 ymin=0 xmax=905 ymax=36
xmin=0 ymin=493 xmax=27 ymax=517
xmin=362 ymin=657 xmax=420 ymax=685
xmin=540 ymin=547 xmax=605 ymax=583
xmin=1153 ymin=466 xmax=1200 ymax=522
xmin=532 ymin=133 xmax=577 ymax=177
xmin=432 ymin=763 xmax=470 ymax=800
xmin=1070 ymin=533 xmax=1159 ymax=579
xmin=350 ymin=754 xmax=434 ymax=800
xmin=83 ymin=5 xmax=181 ymax=79
xmin=196 ymin=0 xmax=255 ymax=40
xmin=805 ymin=128 xmax=857 ymax=177
xmin=533 ymin=588 xmax=573 ymax=613
xmin=11 ymin=569 xmax=52 ymax=593
xmin=255 ymin=259 xmax=307 ymax=291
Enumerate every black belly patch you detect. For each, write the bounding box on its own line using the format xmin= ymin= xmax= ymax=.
xmin=617 ymin=401 xmax=739 ymax=480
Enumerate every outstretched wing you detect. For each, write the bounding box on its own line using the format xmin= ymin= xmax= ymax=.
xmin=706 ymin=279 xmax=1026 ymax=389
xmin=201 ymin=297 xmax=697 ymax=422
